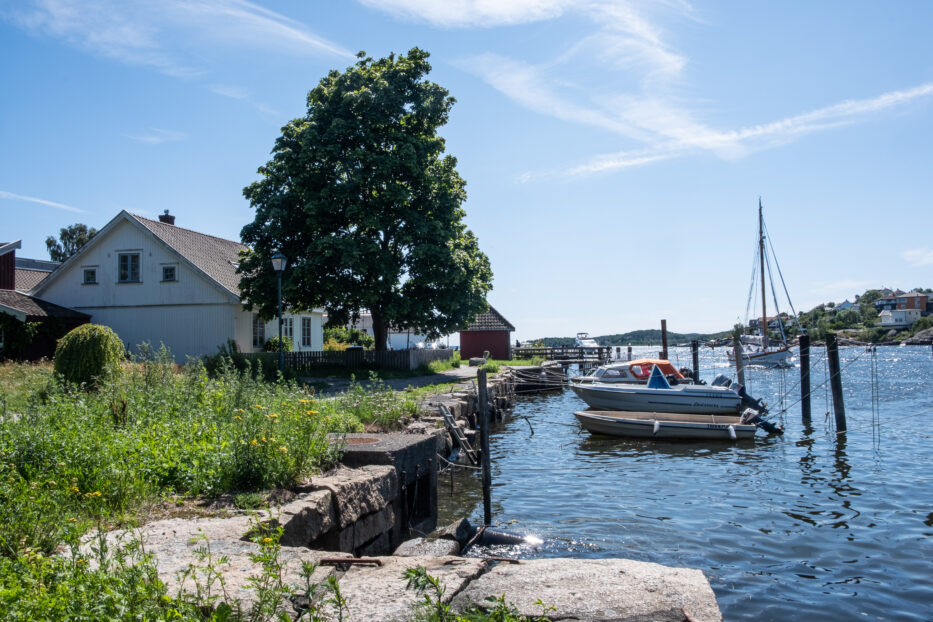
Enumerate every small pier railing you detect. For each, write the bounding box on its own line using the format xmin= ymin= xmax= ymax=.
xmin=511 ymin=346 xmax=612 ymax=362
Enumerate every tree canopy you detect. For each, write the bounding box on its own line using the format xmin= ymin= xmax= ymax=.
xmin=46 ymin=224 xmax=98 ymax=262
xmin=238 ymin=49 xmax=492 ymax=350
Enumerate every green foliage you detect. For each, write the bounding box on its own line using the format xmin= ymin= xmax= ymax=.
xmin=404 ymin=565 xmax=554 ymax=622
xmin=45 ymin=223 xmax=98 ymax=262
xmin=324 ymin=326 xmax=375 ymax=349
xmin=479 ymin=361 xmax=500 ymax=374
xmin=334 ymin=373 xmax=418 ymax=429
xmin=239 ymin=48 xmax=493 ymax=350
xmin=425 ymin=351 xmax=460 ymax=373
xmin=538 ymin=329 xmax=729 ymax=347
xmin=53 ymin=323 xmax=124 ymax=387
xmin=262 ymin=335 xmax=293 ymax=353
xmin=909 ymin=316 xmax=933 ymax=334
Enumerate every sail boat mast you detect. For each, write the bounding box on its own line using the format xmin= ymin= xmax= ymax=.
xmin=759 ymin=199 xmax=767 ymax=346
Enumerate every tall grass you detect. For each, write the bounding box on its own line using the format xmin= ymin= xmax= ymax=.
xmin=0 ymin=354 xmax=417 ymax=558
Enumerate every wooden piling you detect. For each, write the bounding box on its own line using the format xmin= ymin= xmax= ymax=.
xmin=799 ymin=333 xmax=811 ymax=424
xmin=691 ymin=340 xmax=700 ymax=383
xmin=826 ymin=332 xmax=846 ymax=433
xmin=661 ymin=319 xmax=669 ymax=360
xmin=478 ymin=369 xmax=492 ymax=526
xmin=627 ymin=345 xmax=632 ymax=361
xmin=732 ymin=333 xmax=746 ymax=387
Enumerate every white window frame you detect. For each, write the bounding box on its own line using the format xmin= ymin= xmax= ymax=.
xmin=117 ymin=252 xmax=141 ymax=283
xmin=301 ymin=317 xmax=313 ymax=347
xmin=283 ymin=317 xmax=294 ymax=340
xmin=252 ymin=314 xmax=265 ymax=348
xmin=161 ymin=265 xmax=177 ymax=282
xmin=82 ymin=268 xmax=97 ymax=285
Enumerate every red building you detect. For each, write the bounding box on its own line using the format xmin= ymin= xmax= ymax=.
xmin=459 ymin=305 xmax=515 ymax=360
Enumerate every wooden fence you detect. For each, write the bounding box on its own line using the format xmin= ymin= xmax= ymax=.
xmin=242 ymin=348 xmax=454 ymax=372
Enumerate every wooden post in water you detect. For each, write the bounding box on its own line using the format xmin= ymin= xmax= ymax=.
xmin=732 ymin=333 xmax=746 ymax=387
xmin=826 ymin=332 xmax=846 ymax=433
xmin=799 ymin=333 xmax=811 ymax=424
xmin=627 ymin=345 xmax=632 ymax=361
xmin=691 ymin=340 xmax=700 ymax=383
xmin=478 ymin=368 xmax=492 ymax=526
xmin=661 ymin=319 xmax=669 ymax=360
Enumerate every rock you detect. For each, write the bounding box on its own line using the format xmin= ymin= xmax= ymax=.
xmin=904 ymin=327 xmax=933 ymax=344
xmin=393 ymin=537 xmax=460 ymax=557
xmin=278 ymin=489 xmax=335 ymax=547
xmin=86 ymin=515 xmax=349 ymax=618
xmin=435 ymin=517 xmax=474 ymax=547
xmin=325 ymin=556 xmax=489 ymax=622
xmin=450 ymin=558 xmax=722 ymax=622
xmin=313 ymin=465 xmax=397 ymax=528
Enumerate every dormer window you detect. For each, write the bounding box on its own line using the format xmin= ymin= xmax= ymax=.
xmin=162 ymin=266 xmax=177 ymax=282
xmin=118 ymin=253 xmax=140 ymax=283
xmin=83 ymin=268 xmax=97 ymax=285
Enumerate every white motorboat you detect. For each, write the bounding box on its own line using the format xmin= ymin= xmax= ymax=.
xmin=571 ymin=358 xmax=689 ymax=385
xmin=574 ymin=410 xmax=758 ymax=441
xmin=570 ymin=364 xmax=764 ymax=415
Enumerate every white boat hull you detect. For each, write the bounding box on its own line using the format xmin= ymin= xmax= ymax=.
xmin=728 ymin=347 xmax=793 ymax=368
xmin=574 ymin=410 xmax=757 ymax=441
xmin=570 ymin=382 xmax=743 ymax=414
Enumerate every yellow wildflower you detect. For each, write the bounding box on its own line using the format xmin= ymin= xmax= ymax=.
xmin=267 ymin=413 xmax=278 ymax=419
xmin=306 ymin=410 xmax=319 ymax=416
xmin=234 ymin=415 xmax=242 ymax=420
xmin=70 ymin=486 xmax=80 ymax=493
xmin=262 ymin=537 xmax=273 ymax=544
xmin=279 ymin=446 xmax=288 ymax=454
xmin=261 ymin=436 xmax=267 ymax=442
xmin=251 ymin=439 xmax=258 ymax=446
xmin=255 ymin=404 xmax=264 ymax=409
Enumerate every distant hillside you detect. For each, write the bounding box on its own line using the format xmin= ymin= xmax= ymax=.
xmin=537 ymin=329 xmax=730 ymax=347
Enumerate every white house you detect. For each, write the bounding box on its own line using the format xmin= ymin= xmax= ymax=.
xmin=30 ymin=210 xmax=323 ymax=360
xmin=330 ymin=311 xmax=437 ymax=350
xmin=877 ymin=308 xmax=921 ymax=330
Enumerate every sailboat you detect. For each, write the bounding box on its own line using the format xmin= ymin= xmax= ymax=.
xmin=727 ymin=200 xmax=800 ymax=368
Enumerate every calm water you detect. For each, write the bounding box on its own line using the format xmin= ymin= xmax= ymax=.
xmin=438 ymin=345 xmax=933 ymax=621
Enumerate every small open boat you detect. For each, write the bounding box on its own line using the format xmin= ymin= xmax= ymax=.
xmin=574 ymin=410 xmax=758 ymax=441
xmin=571 ymin=358 xmax=689 ymax=385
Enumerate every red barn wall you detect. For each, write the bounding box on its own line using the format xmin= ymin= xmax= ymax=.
xmin=460 ymin=330 xmax=510 ymax=360
xmin=0 ymin=252 xmax=14 ymax=290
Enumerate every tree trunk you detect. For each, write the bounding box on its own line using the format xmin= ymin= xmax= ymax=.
xmin=371 ymin=311 xmax=389 ymax=351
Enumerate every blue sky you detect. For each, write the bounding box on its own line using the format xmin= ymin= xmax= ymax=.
xmin=2 ymin=1 xmax=932 ymax=340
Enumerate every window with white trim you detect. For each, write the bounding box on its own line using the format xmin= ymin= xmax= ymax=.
xmin=283 ymin=317 xmax=294 ymax=340
xmin=118 ymin=253 xmax=140 ymax=283
xmin=301 ymin=317 xmax=313 ymax=347
xmin=83 ymin=268 xmax=97 ymax=284
xmin=162 ymin=266 xmax=177 ymax=282
xmin=252 ymin=314 xmax=265 ymax=348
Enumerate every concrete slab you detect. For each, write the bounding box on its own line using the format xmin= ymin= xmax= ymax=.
xmin=451 ymin=558 xmax=722 ymax=622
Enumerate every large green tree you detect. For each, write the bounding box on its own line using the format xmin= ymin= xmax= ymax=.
xmin=238 ymin=49 xmax=492 ymax=350
xmin=46 ymin=224 xmax=97 ymax=262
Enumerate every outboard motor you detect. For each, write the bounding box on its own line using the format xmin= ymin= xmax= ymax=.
xmin=741 ymin=409 xmax=784 ymax=435
xmin=733 ymin=383 xmax=767 ymax=414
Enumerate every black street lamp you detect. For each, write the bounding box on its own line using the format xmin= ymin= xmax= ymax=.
xmin=271 ymin=251 xmax=287 ymax=370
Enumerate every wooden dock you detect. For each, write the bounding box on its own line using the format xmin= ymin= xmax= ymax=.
xmin=512 ymin=346 xmax=612 ymax=362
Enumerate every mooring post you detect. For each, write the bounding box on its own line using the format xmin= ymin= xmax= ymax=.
xmin=478 ymin=368 xmax=492 ymax=526
xmin=691 ymin=340 xmax=700 ymax=383
xmin=826 ymin=332 xmax=846 ymax=433
xmin=627 ymin=345 xmax=632 ymax=361
xmin=661 ymin=319 xmax=669 ymax=360
xmin=732 ymin=332 xmax=746 ymax=387
xmin=799 ymin=333 xmax=811 ymax=424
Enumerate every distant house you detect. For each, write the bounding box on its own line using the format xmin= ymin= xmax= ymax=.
xmin=877 ymin=309 xmax=921 ymax=330
xmin=0 ymin=241 xmax=88 ymax=360
xmin=333 ymin=312 xmax=436 ymax=350
xmin=836 ymin=300 xmax=856 ymax=311
xmin=30 ymin=211 xmax=323 ymax=360
xmin=459 ymin=305 xmax=515 ymax=360
xmin=896 ymin=292 xmax=928 ymax=312
xmin=748 ymin=314 xmax=789 ymax=331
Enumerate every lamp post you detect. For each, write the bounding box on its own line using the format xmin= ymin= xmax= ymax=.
xmin=271 ymin=251 xmax=287 ymax=371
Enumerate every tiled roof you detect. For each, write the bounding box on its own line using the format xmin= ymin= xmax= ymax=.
xmin=463 ymin=304 xmax=515 ymax=332
xmin=15 ymin=269 xmax=50 ymax=291
xmin=131 ymin=214 xmax=247 ymax=296
xmin=0 ymin=290 xmax=90 ymax=320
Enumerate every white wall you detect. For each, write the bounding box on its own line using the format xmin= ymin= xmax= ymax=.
xmin=262 ymin=312 xmax=323 ymax=352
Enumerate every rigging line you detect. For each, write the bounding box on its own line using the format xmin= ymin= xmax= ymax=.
xmin=763 ymin=219 xmax=802 ymax=329
xmin=765 ymin=248 xmax=788 ymax=344
xmin=745 ymin=241 xmax=760 ymax=325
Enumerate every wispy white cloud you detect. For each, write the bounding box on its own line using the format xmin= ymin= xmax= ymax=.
xmin=209 ymin=84 xmax=250 ymax=100
xmin=901 ymin=247 xmax=933 ymax=266
xmin=4 ymin=0 xmax=352 ymax=78
xmin=375 ymin=1 xmax=933 ymax=179
xmin=125 ymin=128 xmax=188 ymax=144
xmin=0 ymin=190 xmax=84 ymax=213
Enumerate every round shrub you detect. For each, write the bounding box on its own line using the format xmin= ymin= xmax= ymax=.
xmin=54 ymin=324 xmax=125 ymax=387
